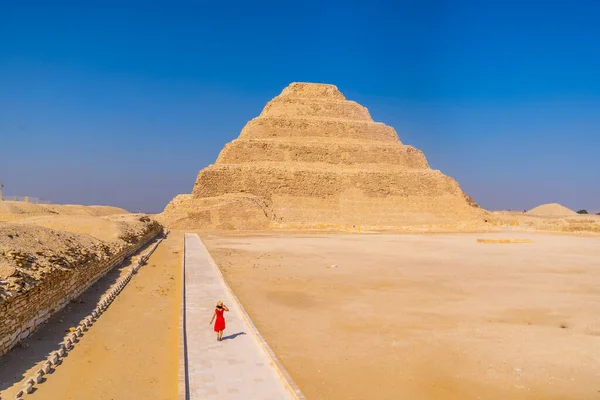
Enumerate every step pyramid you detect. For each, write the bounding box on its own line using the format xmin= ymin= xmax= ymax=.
xmin=160 ymin=82 xmax=485 ymax=230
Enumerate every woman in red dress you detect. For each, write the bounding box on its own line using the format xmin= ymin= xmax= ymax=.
xmin=209 ymin=301 xmax=229 ymax=341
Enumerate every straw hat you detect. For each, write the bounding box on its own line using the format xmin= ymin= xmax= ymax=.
xmin=216 ymin=301 xmax=223 ymax=307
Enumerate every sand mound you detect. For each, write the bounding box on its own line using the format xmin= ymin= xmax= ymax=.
xmin=11 ymin=215 xmax=130 ymax=243
xmin=526 ymin=203 xmax=577 ymax=217
xmin=0 ymin=201 xmax=128 ymax=222
xmin=42 ymin=204 xmax=129 ymax=216
xmin=161 ymin=82 xmax=487 ymax=230
xmin=0 ymin=201 xmax=28 ymax=214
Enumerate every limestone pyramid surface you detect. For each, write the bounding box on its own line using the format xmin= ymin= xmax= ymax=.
xmin=160 ymin=82 xmax=485 ymax=230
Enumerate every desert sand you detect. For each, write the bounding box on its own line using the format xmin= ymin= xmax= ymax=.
xmin=4 ymin=229 xmax=598 ymax=399
xmin=203 ymin=231 xmax=600 ymax=400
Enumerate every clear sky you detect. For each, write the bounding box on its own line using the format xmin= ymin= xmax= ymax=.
xmin=1 ymin=1 xmax=599 ymax=213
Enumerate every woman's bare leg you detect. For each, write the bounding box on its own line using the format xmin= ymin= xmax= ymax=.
xmin=219 ymin=331 xmax=224 ymax=341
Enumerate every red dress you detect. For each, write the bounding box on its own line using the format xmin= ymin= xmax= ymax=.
xmin=214 ymin=308 xmax=226 ymax=332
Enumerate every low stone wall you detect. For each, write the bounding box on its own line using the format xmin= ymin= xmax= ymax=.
xmin=0 ymin=225 xmax=162 ymax=356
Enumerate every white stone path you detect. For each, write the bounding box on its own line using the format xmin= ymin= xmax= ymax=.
xmin=179 ymin=234 xmax=305 ymax=400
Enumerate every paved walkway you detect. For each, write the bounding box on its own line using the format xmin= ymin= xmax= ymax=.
xmin=180 ymin=234 xmax=302 ymax=400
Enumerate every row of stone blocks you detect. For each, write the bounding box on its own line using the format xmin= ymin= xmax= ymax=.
xmin=9 ymin=231 xmax=168 ymax=399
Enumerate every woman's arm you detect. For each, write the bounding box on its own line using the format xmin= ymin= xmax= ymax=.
xmin=223 ymin=305 xmax=230 ymax=312
xmin=209 ymin=310 xmax=215 ymax=325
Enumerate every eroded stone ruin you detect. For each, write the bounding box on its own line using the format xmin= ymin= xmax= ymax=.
xmin=0 ymin=215 xmax=162 ymax=355
xmin=161 ymin=82 xmax=485 ymax=230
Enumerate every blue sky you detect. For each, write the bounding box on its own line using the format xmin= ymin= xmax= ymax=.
xmin=1 ymin=1 xmax=598 ymax=213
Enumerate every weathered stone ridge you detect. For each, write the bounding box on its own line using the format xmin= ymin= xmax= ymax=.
xmin=160 ymin=82 xmax=485 ymax=230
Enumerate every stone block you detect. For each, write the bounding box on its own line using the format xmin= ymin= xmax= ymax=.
xmin=25 ymin=378 xmax=34 ymax=393
xmin=35 ymin=316 xmax=48 ymax=327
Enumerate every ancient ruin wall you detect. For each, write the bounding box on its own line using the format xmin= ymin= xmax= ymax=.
xmin=0 ymin=225 xmax=162 ymax=355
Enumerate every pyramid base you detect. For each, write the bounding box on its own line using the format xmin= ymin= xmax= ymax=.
xmin=159 ymin=190 xmax=489 ymax=231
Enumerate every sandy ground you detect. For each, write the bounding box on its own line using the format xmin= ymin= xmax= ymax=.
xmin=2 ymin=230 xmax=598 ymax=399
xmin=203 ymin=231 xmax=600 ymax=400
xmin=0 ymin=232 xmax=182 ymax=399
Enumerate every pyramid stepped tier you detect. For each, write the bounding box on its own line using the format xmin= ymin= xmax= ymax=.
xmin=280 ymin=82 xmax=347 ymax=99
xmin=216 ymin=140 xmax=429 ymax=169
xmin=193 ymin=165 xmax=462 ymax=198
xmin=259 ymin=97 xmax=372 ymax=121
xmin=239 ymin=117 xmax=400 ymax=143
xmin=160 ymin=82 xmax=487 ymax=230
xmin=261 ymin=82 xmax=370 ymax=121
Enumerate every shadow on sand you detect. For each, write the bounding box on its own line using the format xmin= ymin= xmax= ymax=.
xmin=0 ymin=239 xmax=157 ymax=393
